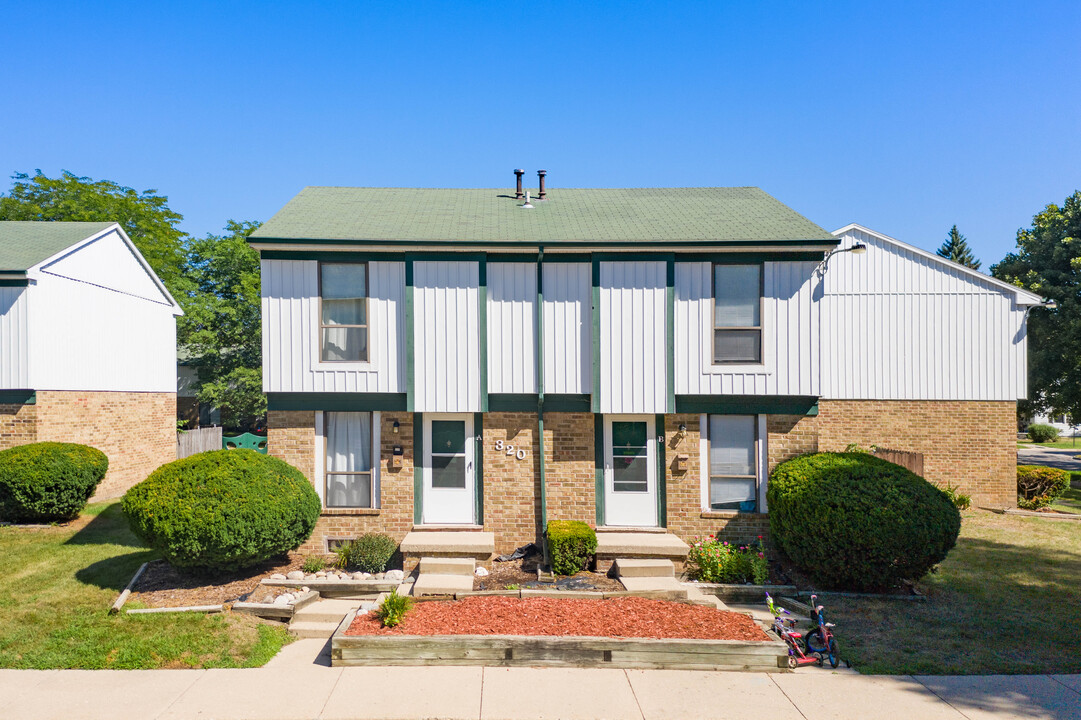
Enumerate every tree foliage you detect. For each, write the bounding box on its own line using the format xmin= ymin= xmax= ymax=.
xmin=936 ymin=224 xmax=981 ymax=270
xmin=992 ymin=191 xmax=1081 ymax=420
xmin=179 ymin=221 xmax=265 ymax=430
xmin=0 ymin=171 xmax=190 ymax=295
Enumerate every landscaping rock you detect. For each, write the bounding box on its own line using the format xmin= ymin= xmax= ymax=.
xmin=375 ymin=572 xmax=386 ymax=580
xmin=352 ymin=572 xmax=369 ymax=580
xmin=475 ymin=567 xmax=489 ymax=577
xmin=269 ymin=573 xmax=287 ymax=580
xmin=316 ymin=571 xmax=327 ymax=578
xmin=261 ymin=593 xmax=276 ymax=604
xmin=273 ymin=594 xmax=292 ymax=606
xmin=286 ymin=571 xmax=305 ymax=581
xmin=305 ymin=574 xmax=318 ymax=581
xmin=385 ymin=570 xmax=404 ymax=582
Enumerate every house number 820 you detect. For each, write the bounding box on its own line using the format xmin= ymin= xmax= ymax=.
xmin=494 ymin=439 xmax=527 ymax=460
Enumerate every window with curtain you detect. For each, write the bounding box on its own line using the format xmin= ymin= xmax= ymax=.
xmin=320 ymin=263 xmax=368 ymax=362
xmin=708 ymin=415 xmax=757 ymax=512
xmin=325 ymin=411 xmax=374 ymax=508
xmin=713 ymin=264 xmax=762 ymax=363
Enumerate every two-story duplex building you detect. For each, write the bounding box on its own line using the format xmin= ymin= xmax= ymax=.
xmin=250 ymin=181 xmax=1042 ymax=561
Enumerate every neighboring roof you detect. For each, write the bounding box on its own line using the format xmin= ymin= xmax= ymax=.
xmin=0 ymin=221 xmax=115 ymax=272
xmin=249 ymin=187 xmax=838 ymax=247
xmin=833 ymin=223 xmax=1046 ymax=305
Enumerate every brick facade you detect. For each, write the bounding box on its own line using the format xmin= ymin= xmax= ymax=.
xmin=0 ymin=392 xmax=176 ymax=499
xmin=482 ymin=412 xmax=541 ymax=552
xmin=542 ymin=412 xmax=596 ymax=527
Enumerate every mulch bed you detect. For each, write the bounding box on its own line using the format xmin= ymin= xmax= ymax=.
xmin=129 ymin=553 xmax=312 ymax=607
xmin=345 ymin=596 xmax=771 ymax=641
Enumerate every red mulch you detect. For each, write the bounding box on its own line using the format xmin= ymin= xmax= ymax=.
xmin=345 ymin=596 xmax=771 ymax=641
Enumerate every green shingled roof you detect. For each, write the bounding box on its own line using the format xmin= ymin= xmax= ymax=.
xmin=250 ymin=187 xmax=836 ymax=246
xmin=0 ymin=221 xmax=115 ymax=272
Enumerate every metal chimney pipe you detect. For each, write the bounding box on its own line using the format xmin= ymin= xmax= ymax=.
xmin=537 ymin=170 xmax=547 ymax=200
xmin=514 ymin=169 xmax=525 ymax=199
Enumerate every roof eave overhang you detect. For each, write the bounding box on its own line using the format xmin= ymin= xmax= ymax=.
xmin=248 ymin=238 xmax=840 ymax=253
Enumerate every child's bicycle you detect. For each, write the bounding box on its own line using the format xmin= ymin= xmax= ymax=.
xmin=802 ymin=593 xmax=841 ymax=668
xmin=765 ymin=593 xmax=823 ymax=669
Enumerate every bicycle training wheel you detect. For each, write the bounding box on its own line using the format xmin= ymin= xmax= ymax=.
xmin=827 ymin=637 xmax=840 ymax=669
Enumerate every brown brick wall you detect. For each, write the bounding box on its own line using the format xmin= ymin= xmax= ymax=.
xmin=482 ymin=412 xmax=541 ymax=552
xmin=268 ymin=410 xmax=417 ymax=557
xmin=0 ymin=402 xmax=38 ymax=449
xmin=30 ymin=391 xmax=176 ymax=499
xmin=816 ymin=399 xmax=1017 ymax=507
xmin=543 ymin=412 xmax=596 ymax=528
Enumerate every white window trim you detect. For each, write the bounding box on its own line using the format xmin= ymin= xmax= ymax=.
xmin=701 ymin=263 xmax=772 ymax=375
xmin=698 ymin=413 xmax=768 ymax=513
xmin=316 ymin=410 xmax=381 ymax=509
xmin=312 ymin=262 xmax=378 ymax=372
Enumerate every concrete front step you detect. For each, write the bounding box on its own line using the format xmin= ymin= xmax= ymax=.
xmin=613 ymin=558 xmax=675 ymax=579
xmin=289 ymin=620 xmax=342 ymax=639
xmin=291 ymin=599 xmax=361 ymax=625
xmin=412 ymin=573 xmax=474 ymax=597
xmin=595 ymin=532 xmax=689 ymax=574
xmin=401 ymin=531 xmax=495 ymax=573
xmin=419 ymin=556 xmax=476 ymax=576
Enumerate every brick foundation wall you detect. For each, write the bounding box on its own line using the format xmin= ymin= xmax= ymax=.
xmin=543 ymin=412 xmax=596 ymax=529
xmin=0 ymin=403 xmax=38 ymax=449
xmin=267 ymin=410 xmax=417 ymax=557
xmin=483 ymin=412 xmax=541 ymax=553
xmin=816 ymin=399 xmax=1017 ymax=507
xmin=30 ymin=391 xmax=176 ymax=500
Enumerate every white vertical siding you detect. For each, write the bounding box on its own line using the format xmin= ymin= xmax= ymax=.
xmin=821 ymin=228 xmax=1030 ymax=400
xmin=674 ymin=261 xmax=819 ymax=396
xmin=41 ymin=229 xmax=171 ymax=305
xmin=28 ymin=273 xmax=176 ymax=392
xmin=542 ymin=263 xmax=591 ymax=395
xmin=414 ymin=261 xmax=481 ymax=412
xmin=598 ymin=261 xmax=666 ymax=413
xmin=0 ymin=286 xmax=30 ymax=389
xmin=261 ymin=259 xmax=405 ymax=393
xmin=487 ymin=263 xmax=536 ymax=394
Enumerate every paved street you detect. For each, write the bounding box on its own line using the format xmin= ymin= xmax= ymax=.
xmin=1018 ymin=445 xmax=1081 ymax=474
xmin=1 ymin=640 xmax=1078 ymax=720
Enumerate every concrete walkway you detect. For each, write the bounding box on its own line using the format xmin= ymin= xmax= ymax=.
xmin=1 ymin=642 xmax=1078 ymax=720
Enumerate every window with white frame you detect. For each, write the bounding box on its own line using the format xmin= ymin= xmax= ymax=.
xmin=707 ymin=414 xmax=758 ymax=512
xmin=320 ymin=263 xmax=368 ymax=362
xmin=324 ymin=411 xmax=375 ymax=508
xmin=713 ymin=264 xmax=762 ymax=364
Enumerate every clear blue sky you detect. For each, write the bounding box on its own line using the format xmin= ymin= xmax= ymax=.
xmin=3 ymin=1 xmax=1079 ymax=266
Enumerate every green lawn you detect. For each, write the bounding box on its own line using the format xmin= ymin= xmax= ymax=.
xmin=1017 ymin=438 xmax=1081 ymax=449
xmin=1051 ymin=484 xmax=1081 ymax=515
xmin=828 ymin=510 xmax=1081 ymax=675
xmin=0 ymin=501 xmax=290 ymax=669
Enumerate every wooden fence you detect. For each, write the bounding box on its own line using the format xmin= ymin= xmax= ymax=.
xmin=177 ymin=426 xmax=223 ymax=459
xmin=873 ymin=447 xmax=924 ymax=476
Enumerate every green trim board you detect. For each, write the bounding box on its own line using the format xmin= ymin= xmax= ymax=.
xmin=413 ymin=413 xmax=423 ymax=525
xmin=267 ymin=393 xmax=407 ymax=412
xmin=474 ymin=412 xmax=484 ymax=525
xmin=260 ymin=249 xmax=826 ymax=263
xmin=0 ymin=278 xmax=29 ymax=287
xmin=478 ymin=259 xmax=488 ymax=412
xmin=0 ymin=390 xmax=35 ymax=405
xmin=594 ymin=414 xmax=605 ymax=526
xmin=655 ymin=414 xmax=667 ymax=528
xmin=590 ymin=259 xmax=601 ymax=413
xmin=675 ymin=395 xmax=819 ymax=415
xmin=487 ymin=253 xmax=592 ymax=263
xmin=487 ymin=394 xmax=591 ymax=412
xmin=405 ymin=259 xmax=415 ymax=412
xmin=665 ymin=258 xmax=676 ymax=414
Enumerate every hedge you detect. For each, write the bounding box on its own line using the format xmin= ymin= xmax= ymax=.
xmin=1017 ymin=465 xmax=1070 ymax=510
xmin=767 ymin=452 xmax=961 ymax=591
xmin=547 ymin=520 xmax=597 ymax=576
xmin=122 ymin=449 xmax=320 ymax=571
xmin=1027 ymin=424 xmax=1060 ymax=443
xmin=0 ymin=442 xmax=108 ymax=522
xmin=347 ymin=533 xmax=398 ymax=573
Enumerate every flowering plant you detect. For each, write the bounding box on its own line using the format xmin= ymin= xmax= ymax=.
xmin=687 ymin=535 xmax=769 ymax=584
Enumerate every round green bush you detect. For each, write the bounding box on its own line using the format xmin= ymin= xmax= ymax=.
xmin=1016 ymin=464 xmax=1070 ymax=510
xmin=122 ymin=449 xmax=320 ymax=571
xmin=347 ymin=533 xmax=398 ymax=573
xmin=1027 ymin=424 xmax=1060 ymax=443
xmin=0 ymin=442 xmax=108 ymax=522
xmin=767 ymin=452 xmax=961 ymax=591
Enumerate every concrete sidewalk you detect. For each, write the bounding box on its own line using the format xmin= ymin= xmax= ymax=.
xmin=1 ymin=645 xmax=1078 ymax=720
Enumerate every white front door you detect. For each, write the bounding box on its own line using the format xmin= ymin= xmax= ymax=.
xmin=603 ymin=415 xmax=658 ymax=527
xmin=422 ymin=414 xmax=476 ymax=524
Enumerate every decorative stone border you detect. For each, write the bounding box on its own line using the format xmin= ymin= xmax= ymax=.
xmin=331 ymin=610 xmax=789 ymax=671
xmin=234 ymin=590 xmax=320 ymax=620
xmin=261 ymin=578 xmax=407 ymax=598
xmin=684 ymin=583 xmax=797 ymax=602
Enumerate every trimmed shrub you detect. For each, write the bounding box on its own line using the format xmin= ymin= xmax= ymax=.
xmin=0 ymin=442 xmax=108 ymax=522
xmin=547 ymin=520 xmax=597 ymax=576
xmin=348 ymin=533 xmax=398 ymax=573
xmin=375 ymin=589 xmax=412 ymax=628
xmin=1027 ymin=424 xmax=1060 ymax=443
xmin=768 ymin=452 xmax=961 ymax=591
xmin=1017 ymin=465 xmax=1070 ymax=510
xmin=122 ymin=449 xmax=320 ymax=571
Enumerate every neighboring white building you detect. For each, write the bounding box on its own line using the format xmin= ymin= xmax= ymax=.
xmin=0 ymin=221 xmax=183 ymax=497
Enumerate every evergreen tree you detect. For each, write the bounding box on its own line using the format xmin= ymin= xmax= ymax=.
xmin=936 ymin=225 xmax=981 ymax=270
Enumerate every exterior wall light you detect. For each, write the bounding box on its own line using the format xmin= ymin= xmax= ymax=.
xmin=392 ymin=420 xmax=400 ymax=434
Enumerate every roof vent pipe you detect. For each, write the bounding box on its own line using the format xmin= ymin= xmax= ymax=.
xmin=537 ymin=170 xmax=547 ymax=200
xmin=521 ymin=191 xmax=533 ymax=209
xmin=514 ymin=169 xmax=525 ymax=199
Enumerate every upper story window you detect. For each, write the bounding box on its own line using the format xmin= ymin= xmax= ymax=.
xmin=713 ymin=264 xmax=762 ymax=364
xmin=320 ymin=263 xmax=368 ymax=362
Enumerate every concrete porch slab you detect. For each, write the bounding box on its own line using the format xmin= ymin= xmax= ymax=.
xmin=400 ymin=530 xmax=495 ymax=558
